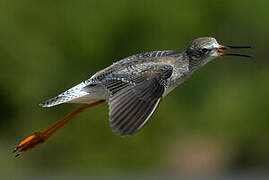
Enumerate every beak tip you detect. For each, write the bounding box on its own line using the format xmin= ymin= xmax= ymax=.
xmin=226 ymin=45 xmax=252 ymax=49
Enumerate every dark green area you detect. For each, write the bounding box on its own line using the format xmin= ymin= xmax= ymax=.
xmin=0 ymin=0 xmax=268 ymax=177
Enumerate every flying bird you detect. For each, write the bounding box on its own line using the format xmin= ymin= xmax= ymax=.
xmin=13 ymin=37 xmax=251 ymax=157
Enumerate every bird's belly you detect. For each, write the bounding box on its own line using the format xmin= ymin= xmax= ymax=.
xmin=69 ymin=84 xmax=108 ymax=104
xmin=68 ymin=94 xmax=105 ymax=104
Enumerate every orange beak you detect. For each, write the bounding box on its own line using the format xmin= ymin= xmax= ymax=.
xmin=217 ymin=45 xmax=252 ymax=58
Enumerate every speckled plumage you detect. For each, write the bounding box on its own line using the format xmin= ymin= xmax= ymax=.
xmin=39 ymin=37 xmax=250 ymax=135
xmin=40 ymin=50 xmax=187 ymax=106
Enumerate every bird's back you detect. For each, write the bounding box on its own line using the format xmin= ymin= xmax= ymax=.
xmin=40 ymin=50 xmax=183 ymax=108
xmin=90 ymin=50 xmax=181 ymax=81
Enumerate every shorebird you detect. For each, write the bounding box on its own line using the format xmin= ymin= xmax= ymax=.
xmin=13 ymin=37 xmax=251 ymax=157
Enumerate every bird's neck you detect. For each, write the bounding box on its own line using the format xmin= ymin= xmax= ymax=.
xmin=185 ymin=52 xmax=215 ymax=72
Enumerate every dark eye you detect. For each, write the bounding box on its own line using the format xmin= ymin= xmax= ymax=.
xmin=201 ymin=48 xmax=209 ymax=53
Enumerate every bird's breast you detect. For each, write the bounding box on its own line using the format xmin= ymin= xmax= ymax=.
xmin=163 ymin=57 xmax=190 ymax=96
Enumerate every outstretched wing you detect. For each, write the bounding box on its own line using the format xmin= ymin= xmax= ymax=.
xmin=102 ymin=63 xmax=173 ymax=136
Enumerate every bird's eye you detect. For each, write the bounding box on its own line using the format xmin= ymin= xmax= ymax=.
xmin=201 ymin=48 xmax=209 ymax=53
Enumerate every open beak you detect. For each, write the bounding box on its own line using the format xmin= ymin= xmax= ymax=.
xmin=217 ymin=45 xmax=252 ymax=58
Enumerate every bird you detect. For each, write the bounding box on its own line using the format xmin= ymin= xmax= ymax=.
xmin=13 ymin=37 xmax=251 ymax=157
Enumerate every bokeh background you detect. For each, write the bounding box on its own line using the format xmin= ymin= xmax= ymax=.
xmin=0 ymin=0 xmax=268 ymax=179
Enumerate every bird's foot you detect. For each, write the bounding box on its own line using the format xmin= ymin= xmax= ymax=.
xmin=13 ymin=132 xmax=47 ymax=157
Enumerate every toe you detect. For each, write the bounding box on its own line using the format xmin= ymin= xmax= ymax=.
xmin=13 ymin=132 xmax=47 ymax=157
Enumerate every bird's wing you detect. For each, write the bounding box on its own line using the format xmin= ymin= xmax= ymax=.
xmin=101 ymin=63 xmax=173 ymax=136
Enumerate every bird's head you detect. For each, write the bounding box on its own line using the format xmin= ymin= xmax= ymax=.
xmin=186 ymin=37 xmax=251 ymax=68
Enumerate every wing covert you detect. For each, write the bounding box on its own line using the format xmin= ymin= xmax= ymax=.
xmin=104 ymin=63 xmax=173 ymax=135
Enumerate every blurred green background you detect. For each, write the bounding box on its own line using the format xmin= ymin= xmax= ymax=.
xmin=0 ymin=0 xmax=269 ymax=179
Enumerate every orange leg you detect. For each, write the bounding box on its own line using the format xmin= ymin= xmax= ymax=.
xmin=13 ymin=100 xmax=105 ymax=157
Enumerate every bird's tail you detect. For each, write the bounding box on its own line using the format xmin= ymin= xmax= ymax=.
xmin=39 ymin=82 xmax=89 ymax=107
xmin=39 ymin=95 xmax=76 ymax=107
